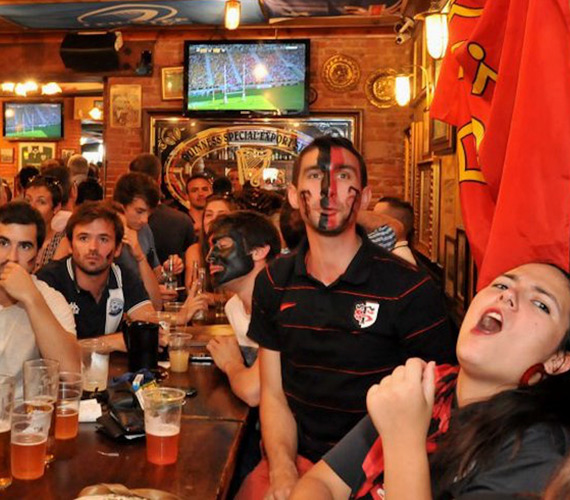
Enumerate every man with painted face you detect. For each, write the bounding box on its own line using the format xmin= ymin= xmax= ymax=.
xmin=205 ymin=210 xmax=281 ymax=406
xmin=237 ymin=136 xmax=456 ymax=499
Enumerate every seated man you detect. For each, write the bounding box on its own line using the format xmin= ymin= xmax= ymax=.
xmin=205 ymin=210 xmax=282 ymax=406
xmin=38 ymin=202 xmax=208 ymax=350
xmin=0 ymin=201 xmax=80 ymax=391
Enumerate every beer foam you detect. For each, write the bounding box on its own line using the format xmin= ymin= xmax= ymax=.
xmin=0 ymin=421 xmax=9 ymax=433
xmin=146 ymin=423 xmax=179 ymax=437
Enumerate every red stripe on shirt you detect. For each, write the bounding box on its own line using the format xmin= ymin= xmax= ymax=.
xmin=285 ymin=391 xmax=366 ymax=413
xmin=288 ymin=360 xmax=396 ymax=376
xmin=404 ymin=316 xmax=448 ymax=340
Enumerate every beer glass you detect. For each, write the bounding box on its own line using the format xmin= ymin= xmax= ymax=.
xmin=55 ymin=372 xmax=82 ymax=460
xmin=55 ymin=372 xmax=82 ymax=441
xmin=23 ymin=359 xmax=59 ymax=463
xmin=168 ymin=333 xmax=193 ymax=373
xmin=11 ymin=401 xmax=53 ymax=480
xmin=163 ymin=302 xmax=185 ymax=326
xmin=142 ymin=388 xmax=186 ymax=465
xmin=0 ymin=375 xmax=15 ymax=489
xmin=80 ymin=338 xmax=109 ymax=393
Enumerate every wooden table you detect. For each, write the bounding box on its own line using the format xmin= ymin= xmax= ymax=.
xmin=5 ymin=348 xmax=249 ymax=499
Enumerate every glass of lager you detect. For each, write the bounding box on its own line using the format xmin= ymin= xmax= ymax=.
xmin=55 ymin=372 xmax=82 ymax=441
xmin=142 ymin=388 xmax=186 ymax=465
xmin=0 ymin=375 xmax=15 ymax=489
xmin=11 ymin=401 xmax=53 ymax=480
xmin=168 ymin=333 xmax=193 ymax=373
xmin=23 ymin=359 xmax=59 ymax=463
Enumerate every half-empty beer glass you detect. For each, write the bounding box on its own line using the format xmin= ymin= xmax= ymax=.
xmin=143 ymin=388 xmax=185 ymax=465
xmin=11 ymin=401 xmax=53 ymax=480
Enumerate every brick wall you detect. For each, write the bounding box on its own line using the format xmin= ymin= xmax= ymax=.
xmin=105 ymin=34 xmax=412 ymax=206
xmin=0 ymin=31 xmax=413 ymax=205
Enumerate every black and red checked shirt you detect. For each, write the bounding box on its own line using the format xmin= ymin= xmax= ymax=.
xmin=248 ymin=230 xmax=456 ymax=463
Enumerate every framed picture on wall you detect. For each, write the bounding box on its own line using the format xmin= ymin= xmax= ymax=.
xmin=0 ymin=148 xmax=14 ymax=164
xmin=144 ymin=109 xmax=363 ymax=210
xmin=455 ymin=228 xmax=469 ymax=313
xmin=161 ymin=66 xmax=184 ymax=101
xmin=444 ymin=235 xmax=456 ymax=299
xmin=414 ymin=159 xmax=440 ymax=261
xmin=110 ymin=84 xmax=142 ymax=128
xmin=61 ymin=148 xmax=75 ymax=164
xmin=431 ymin=120 xmax=456 ymax=155
xmin=18 ymin=142 xmax=56 ymax=169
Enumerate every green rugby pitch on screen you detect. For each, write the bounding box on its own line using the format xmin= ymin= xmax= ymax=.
xmin=187 ymin=83 xmax=305 ymax=111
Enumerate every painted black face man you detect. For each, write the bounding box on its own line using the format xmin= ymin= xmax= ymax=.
xmin=207 ymin=227 xmax=255 ymax=287
xmin=237 ymin=136 xmax=456 ymax=498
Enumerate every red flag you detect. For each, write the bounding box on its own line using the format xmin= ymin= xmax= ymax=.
xmin=431 ymin=0 xmax=570 ymax=287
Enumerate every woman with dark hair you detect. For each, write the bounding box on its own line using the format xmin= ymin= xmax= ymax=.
xmin=25 ymin=175 xmax=71 ymax=272
xmin=184 ymin=194 xmax=236 ymax=292
xmin=291 ymin=263 xmax=570 ymax=500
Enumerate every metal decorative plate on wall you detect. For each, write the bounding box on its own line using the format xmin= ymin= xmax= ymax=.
xmin=321 ymin=54 xmax=361 ymax=92
xmin=365 ymin=69 xmax=397 ymax=109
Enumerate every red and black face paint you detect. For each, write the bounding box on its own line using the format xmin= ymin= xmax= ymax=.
xmin=299 ymin=144 xmax=361 ymax=235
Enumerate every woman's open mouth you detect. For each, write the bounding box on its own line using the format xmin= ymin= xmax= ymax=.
xmin=474 ymin=309 xmax=503 ymax=335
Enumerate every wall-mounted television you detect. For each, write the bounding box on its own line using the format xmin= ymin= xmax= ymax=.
xmin=183 ymin=40 xmax=310 ymax=117
xmin=3 ymin=101 xmax=64 ymax=140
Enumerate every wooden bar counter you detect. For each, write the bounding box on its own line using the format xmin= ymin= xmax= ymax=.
xmin=5 ymin=347 xmax=249 ymax=499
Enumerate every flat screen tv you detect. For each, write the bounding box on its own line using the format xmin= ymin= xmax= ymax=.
xmin=183 ymin=39 xmax=310 ymax=117
xmin=3 ymin=101 xmax=64 ymax=140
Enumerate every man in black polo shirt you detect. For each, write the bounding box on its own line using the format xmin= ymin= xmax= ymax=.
xmin=238 ymin=136 xmax=455 ymax=498
xmin=37 ymin=201 xmax=155 ymax=350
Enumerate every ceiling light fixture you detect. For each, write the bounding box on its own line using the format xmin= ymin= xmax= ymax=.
xmin=225 ymin=0 xmax=241 ymax=30
xmin=1 ymin=82 xmax=15 ymax=93
xmin=41 ymin=82 xmax=62 ymax=95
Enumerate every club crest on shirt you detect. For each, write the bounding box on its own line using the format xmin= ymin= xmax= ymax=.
xmin=108 ymin=298 xmax=124 ymax=316
xmin=353 ymin=301 xmax=379 ymax=328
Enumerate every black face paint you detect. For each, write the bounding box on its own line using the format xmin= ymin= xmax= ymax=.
xmin=317 ymin=144 xmax=332 ymax=230
xmin=207 ymin=228 xmax=254 ymax=287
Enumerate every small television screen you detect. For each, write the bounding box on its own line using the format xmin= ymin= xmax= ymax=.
xmin=3 ymin=102 xmax=64 ymax=140
xmin=183 ymin=40 xmax=310 ymax=117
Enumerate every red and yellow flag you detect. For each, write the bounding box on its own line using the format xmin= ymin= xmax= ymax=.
xmin=431 ymin=0 xmax=570 ymax=287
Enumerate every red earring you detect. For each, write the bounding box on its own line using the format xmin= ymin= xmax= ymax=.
xmin=519 ymin=363 xmax=547 ymax=387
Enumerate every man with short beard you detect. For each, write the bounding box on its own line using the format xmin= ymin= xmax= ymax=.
xmin=236 ymin=136 xmax=456 ymax=498
xmin=37 ymin=201 xmax=156 ymax=349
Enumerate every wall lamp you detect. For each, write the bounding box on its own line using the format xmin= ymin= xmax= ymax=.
xmin=394 ymin=65 xmax=433 ymax=107
xmin=225 ymin=0 xmax=241 ymax=30
xmin=416 ymin=0 xmax=449 ymax=59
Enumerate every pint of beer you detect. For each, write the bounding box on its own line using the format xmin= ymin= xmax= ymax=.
xmin=0 ymin=376 xmax=15 ymax=489
xmin=55 ymin=373 xmax=82 ymax=441
xmin=23 ymin=359 xmax=59 ymax=464
xmin=168 ymin=332 xmax=193 ymax=373
xmin=142 ymin=388 xmax=185 ymax=465
xmin=11 ymin=401 xmax=53 ymax=480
